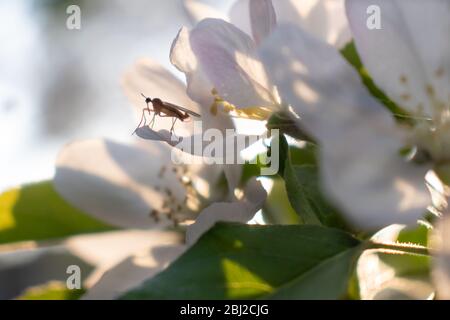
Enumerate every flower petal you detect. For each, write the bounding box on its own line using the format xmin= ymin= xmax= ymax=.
xmin=283 ymin=0 xmax=350 ymax=47
xmin=249 ymin=0 xmax=277 ymax=45
xmin=346 ymin=0 xmax=450 ymax=116
xmin=134 ymin=127 xmax=179 ymax=146
xmin=260 ymin=24 xmax=394 ymax=142
xmin=170 ymin=26 xmax=215 ymax=107
xmin=80 ymin=230 xmax=185 ymax=299
xmin=186 ymin=178 xmax=267 ymax=245
xmin=183 ymin=0 xmax=228 ymax=24
xmin=136 ymin=125 xmax=246 ymax=202
xmin=433 ymin=214 xmax=450 ymax=299
xmin=229 ymin=0 xmax=251 ymax=37
xmin=54 ymin=139 xmax=186 ymax=228
xmin=170 ymin=26 xmax=244 ymax=194
xmin=321 ymin=146 xmax=430 ymax=229
xmin=230 ymin=0 xmax=350 ymax=47
xmin=66 ymin=230 xmax=177 ymax=274
xmin=190 ymin=18 xmax=276 ymax=108
xmin=260 ymin=24 xmax=431 ymax=228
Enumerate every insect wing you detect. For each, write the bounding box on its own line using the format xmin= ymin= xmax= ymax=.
xmin=162 ymin=101 xmax=201 ymax=118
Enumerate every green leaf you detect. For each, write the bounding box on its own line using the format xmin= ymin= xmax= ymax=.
xmin=120 ymin=223 xmax=362 ymax=300
xmin=277 ymin=132 xmax=290 ymax=176
xmin=290 ymin=143 xmax=318 ymax=167
xmin=285 ymin=164 xmax=348 ymax=228
xmin=276 ymin=133 xmax=317 ymax=176
xmin=0 ymin=181 xmax=116 ymax=244
xmin=240 ymin=162 xmax=262 ymax=185
xmin=341 ymin=42 xmax=412 ymax=124
xmin=284 ymin=165 xmax=322 ymax=225
xmin=267 ymin=112 xmax=315 ymax=142
xmin=282 ymin=139 xmax=347 ymax=228
xmin=17 ymin=281 xmax=85 ymax=300
xmin=262 ymin=177 xmax=300 ymax=225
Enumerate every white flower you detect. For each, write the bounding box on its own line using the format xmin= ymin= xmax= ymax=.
xmin=176 ymin=1 xmax=282 ymax=117
xmin=173 ymin=18 xmax=279 ymax=118
xmin=259 ymin=0 xmax=450 ymax=228
xmin=230 ymin=0 xmax=350 ymax=47
xmin=178 ymin=0 xmax=351 ymax=121
xmin=53 ymin=55 xmax=267 ymax=298
xmin=55 ymin=58 xmax=266 ymax=241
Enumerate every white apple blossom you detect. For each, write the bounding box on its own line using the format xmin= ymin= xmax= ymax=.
xmin=229 ymin=0 xmax=350 ymax=48
xmin=175 ymin=0 xmax=281 ymax=118
xmin=53 ymin=54 xmax=267 ymax=297
xmin=54 ymin=58 xmax=266 ymax=242
xmin=172 ymin=18 xmax=279 ymax=119
xmin=179 ymin=0 xmax=351 ymax=122
xmin=259 ymin=0 xmax=450 ymax=228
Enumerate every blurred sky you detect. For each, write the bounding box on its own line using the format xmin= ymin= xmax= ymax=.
xmin=0 ymin=0 xmax=233 ymax=192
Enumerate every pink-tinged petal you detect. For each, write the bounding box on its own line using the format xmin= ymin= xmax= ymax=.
xmin=279 ymin=0 xmax=350 ymax=47
xmin=346 ymin=0 xmax=450 ymax=117
xmin=170 ymin=27 xmax=238 ymax=133
xmin=433 ymin=214 xmax=450 ymax=299
xmin=171 ymin=26 xmax=246 ymax=194
xmin=54 ymin=139 xmax=186 ymax=229
xmin=250 ymin=0 xmax=277 ymax=45
xmin=231 ymin=0 xmax=350 ymax=47
xmin=229 ymin=0 xmax=251 ymax=37
xmin=170 ymin=26 xmax=215 ymax=107
xmin=261 ymin=24 xmax=431 ymax=229
xmin=78 ymin=230 xmax=185 ymax=299
xmin=186 ymin=178 xmax=267 ymax=245
xmin=190 ymin=18 xmax=276 ymax=108
xmin=183 ymin=0 xmax=228 ymax=24
xmin=145 ymin=28 xmax=244 ymax=195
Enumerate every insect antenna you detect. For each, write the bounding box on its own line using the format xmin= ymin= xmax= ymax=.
xmin=141 ymin=93 xmax=150 ymax=100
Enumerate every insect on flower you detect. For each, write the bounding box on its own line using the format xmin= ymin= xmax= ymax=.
xmin=134 ymin=93 xmax=201 ymax=136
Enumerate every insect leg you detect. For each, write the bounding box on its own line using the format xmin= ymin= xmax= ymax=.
xmin=149 ymin=112 xmax=157 ymax=128
xmin=132 ymin=109 xmax=146 ymax=135
xmin=170 ymin=117 xmax=178 ymax=138
xmin=132 ymin=106 xmax=154 ymax=135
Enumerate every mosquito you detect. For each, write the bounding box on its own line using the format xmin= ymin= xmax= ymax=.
xmin=134 ymin=93 xmax=201 ymax=136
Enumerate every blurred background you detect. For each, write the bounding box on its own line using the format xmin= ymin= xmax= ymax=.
xmin=0 ymin=0 xmax=233 ymax=299
xmin=0 ymin=0 xmax=232 ymax=193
